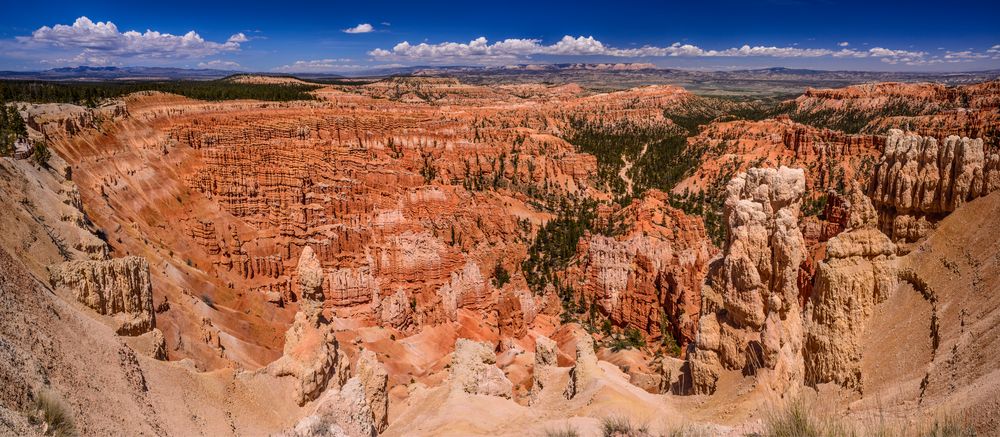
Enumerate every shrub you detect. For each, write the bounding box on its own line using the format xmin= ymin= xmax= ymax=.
xmin=544 ymin=425 xmax=580 ymax=437
xmin=32 ymin=141 xmax=52 ymax=169
xmin=607 ymin=327 xmax=646 ymax=352
xmin=601 ymin=415 xmax=650 ymax=437
xmin=492 ymin=263 xmax=510 ymax=288
xmin=30 ymin=389 xmax=77 ymax=437
xmin=754 ymin=396 xmax=980 ymax=437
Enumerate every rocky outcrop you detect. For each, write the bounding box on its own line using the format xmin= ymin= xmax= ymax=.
xmin=449 ymin=339 xmax=513 ymax=398
xmin=269 ymin=313 xmax=350 ymax=406
xmin=437 ymin=261 xmax=490 ymax=322
xmin=529 ymin=335 xmax=558 ymax=404
xmin=283 ymin=378 xmax=376 ymax=437
xmin=804 ymin=190 xmax=898 ymax=391
xmin=48 ymin=256 xmax=154 ymax=336
xmin=297 ymin=246 xmax=326 ymax=323
xmin=564 ymin=331 xmax=603 ymax=399
xmin=497 ymin=288 xmax=531 ymax=339
xmin=570 ymin=191 xmax=713 ymax=351
xmin=869 ymin=130 xmax=1000 ymax=242
xmin=355 ymin=350 xmax=389 ymax=433
xmin=673 ymin=118 xmax=883 ymax=198
xmin=688 ymin=167 xmax=807 ymax=394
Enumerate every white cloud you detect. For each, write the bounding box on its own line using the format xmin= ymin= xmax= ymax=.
xmin=944 ymin=50 xmax=987 ymax=60
xmin=838 ymin=41 xmax=850 ymax=47
xmin=369 ymin=36 xmax=930 ymax=64
xmin=343 ymin=23 xmax=374 ymax=34
xmin=18 ymin=16 xmax=245 ymax=64
xmin=198 ymin=59 xmax=242 ymax=69
xmin=273 ymin=58 xmax=388 ymax=72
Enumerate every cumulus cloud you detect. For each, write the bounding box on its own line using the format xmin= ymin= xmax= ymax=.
xmin=343 ymin=23 xmax=374 ymax=34
xmin=369 ymin=35 xmax=929 ymax=64
xmin=17 ymin=16 xmax=245 ymax=64
xmin=838 ymin=41 xmax=850 ymax=47
xmin=273 ymin=58 xmax=398 ymax=72
xmin=198 ymin=59 xmax=242 ymax=69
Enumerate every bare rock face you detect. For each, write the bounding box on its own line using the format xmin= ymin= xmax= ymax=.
xmin=688 ymin=167 xmax=807 ymax=394
xmin=375 ymin=289 xmax=413 ymax=331
xmin=804 ymin=190 xmax=898 ymax=391
xmin=449 ymin=339 xmax=513 ymax=398
xmin=48 ymin=256 xmax=154 ymax=336
xmin=297 ymin=246 xmax=325 ymax=298
xmin=297 ymin=246 xmax=326 ymax=323
xmin=529 ymin=335 xmax=558 ymax=404
xmin=869 ymin=130 xmax=1000 ymax=242
xmin=564 ymin=331 xmax=603 ymax=399
xmin=283 ymin=378 xmax=376 ymax=437
xmin=497 ymin=289 xmax=529 ymax=339
xmin=570 ymin=191 xmax=713 ymax=351
xmin=269 ymin=313 xmax=350 ymax=406
xmin=437 ymin=261 xmax=489 ymax=322
xmin=355 ymin=350 xmax=389 ymax=433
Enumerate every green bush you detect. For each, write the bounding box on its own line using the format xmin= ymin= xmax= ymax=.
xmin=492 ymin=263 xmax=510 ymax=288
xmin=607 ymin=327 xmax=646 ymax=352
xmin=31 ymin=140 xmax=52 ymax=168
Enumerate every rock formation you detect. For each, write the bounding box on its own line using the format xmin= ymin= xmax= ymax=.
xmin=297 ymin=246 xmax=326 ymax=323
xmin=569 ymin=191 xmax=713 ymax=351
xmin=269 ymin=313 xmax=350 ymax=406
xmin=564 ymin=331 xmax=603 ymax=399
xmin=449 ymin=339 xmax=513 ymax=398
xmin=688 ymin=167 xmax=807 ymax=394
xmin=48 ymin=256 xmax=154 ymax=336
xmin=804 ymin=189 xmax=898 ymax=391
xmin=529 ymin=335 xmax=558 ymax=404
xmin=673 ymin=117 xmax=883 ymax=198
xmin=283 ymin=378 xmax=376 ymax=437
xmin=355 ymin=350 xmax=389 ymax=433
xmin=869 ymin=129 xmax=1000 ymax=242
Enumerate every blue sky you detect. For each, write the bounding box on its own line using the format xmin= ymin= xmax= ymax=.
xmin=0 ymin=0 xmax=998 ymax=72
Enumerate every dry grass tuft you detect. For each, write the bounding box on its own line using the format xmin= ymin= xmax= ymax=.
xmin=602 ymin=415 xmax=651 ymax=437
xmin=543 ymin=425 xmax=581 ymax=437
xmin=29 ymin=389 xmax=77 ymax=437
xmin=758 ymin=398 xmax=977 ymax=437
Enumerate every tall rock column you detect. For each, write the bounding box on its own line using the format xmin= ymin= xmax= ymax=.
xmin=296 ymin=246 xmax=325 ymax=325
xmin=804 ymin=189 xmax=897 ymax=391
xmin=688 ymin=167 xmax=807 ymax=394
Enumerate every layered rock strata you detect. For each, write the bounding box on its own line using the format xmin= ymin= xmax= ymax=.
xmin=869 ymin=129 xmax=1000 ymax=242
xmin=48 ymin=256 xmax=155 ymax=336
xmin=569 ymin=191 xmax=713 ymax=351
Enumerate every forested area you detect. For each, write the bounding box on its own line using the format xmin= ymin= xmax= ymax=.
xmin=0 ymin=99 xmax=28 ymax=156
xmin=0 ymin=80 xmax=320 ymax=105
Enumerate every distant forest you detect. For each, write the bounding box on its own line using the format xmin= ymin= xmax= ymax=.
xmin=0 ymin=79 xmax=321 ymax=105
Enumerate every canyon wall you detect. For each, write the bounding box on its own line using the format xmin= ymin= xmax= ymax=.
xmin=869 ymin=129 xmax=1000 ymax=242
